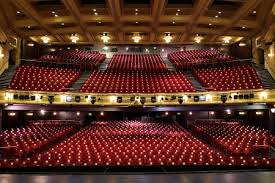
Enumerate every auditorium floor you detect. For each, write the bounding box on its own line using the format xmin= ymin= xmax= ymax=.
xmin=0 ymin=171 xmax=274 ymax=183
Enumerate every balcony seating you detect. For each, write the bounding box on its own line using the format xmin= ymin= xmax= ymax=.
xmin=38 ymin=50 xmax=106 ymax=70
xmin=168 ymin=49 xmax=234 ymax=69
xmin=192 ymin=64 xmax=264 ymax=91
xmin=8 ymin=65 xmax=81 ymax=92
xmin=191 ymin=121 xmax=275 ymax=156
xmin=108 ymin=54 xmax=167 ymax=71
xmin=0 ymin=123 xmax=75 ymax=157
xmin=80 ymin=71 xmax=196 ymax=93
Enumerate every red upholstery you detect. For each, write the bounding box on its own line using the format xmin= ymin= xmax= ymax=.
xmin=0 ymin=123 xmax=75 ymax=157
xmin=192 ymin=64 xmax=264 ymax=91
xmin=8 ymin=65 xmax=81 ymax=92
xmin=191 ymin=121 xmax=275 ymax=156
xmin=168 ymin=49 xmax=234 ymax=69
xmin=108 ymin=54 xmax=167 ymax=71
xmin=39 ymin=50 xmax=106 ymax=70
xmin=80 ymin=71 xmax=195 ymax=93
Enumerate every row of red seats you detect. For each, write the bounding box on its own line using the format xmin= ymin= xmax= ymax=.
xmin=0 ymin=120 xmax=271 ymax=168
xmin=190 ymin=121 xmax=275 ymax=156
xmin=0 ymin=123 xmax=75 ymax=157
xmin=168 ymin=49 xmax=234 ymax=69
xmin=8 ymin=65 xmax=81 ymax=92
xmin=80 ymin=71 xmax=196 ymax=93
xmin=108 ymin=54 xmax=167 ymax=71
xmin=38 ymin=50 xmax=106 ymax=70
xmin=192 ymin=64 xmax=264 ymax=91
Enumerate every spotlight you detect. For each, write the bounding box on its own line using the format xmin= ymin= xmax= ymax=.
xmin=117 ymin=97 xmax=122 ymax=103
xmin=48 ymin=96 xmax=55 ymax=104
xmin=178 ymin=96 xmax=183 ymax=104
xmin=151 ymin=97 xmax=156 ymax=103
xmin=140 ymin=97 xmax=145 ymax=105
xmin=91 ymin=97 xmax=96 ymax=104
xmin=221 ymin=95 xmax=227 ymax=103
xmin=75 ymin=96 xmax=81 ymax=103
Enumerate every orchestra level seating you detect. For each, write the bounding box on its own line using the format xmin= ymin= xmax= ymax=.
xmin=80 ymin=71 xmax=196 ymax=93
xmin=107 ymin=54 xmax=167 ymax=71
xmin=8 ymin=65 xmax=81 ymax=92
xmin=192 ymin=64 xmax=264 ymax=91
xmin=168 ymin=49 xmax=234 ymax=69
xmin=0 ymin=120 xmax=271 ymax=169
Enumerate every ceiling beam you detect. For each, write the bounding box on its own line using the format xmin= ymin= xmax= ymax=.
xmin=209 ymin=0 xmax=262 ymax=42
xmin=61 ymin=0 xmax=95 ymax=42
xmin=106 ymin=0 xmax=122 ymax=42
xmin=10 ymin=0 xmax=65 ymax=42
xmin=179 ymin=0 xmax=213 ymax=42
xmin=151 ymin=0 xmax=167 ymax=42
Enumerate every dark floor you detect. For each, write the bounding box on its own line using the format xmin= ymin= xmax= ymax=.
xmin=0 ymin=171 xmax=275 ymax=183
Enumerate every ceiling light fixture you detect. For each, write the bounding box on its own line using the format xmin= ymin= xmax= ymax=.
xmin=177 ymin=9 xmax=180 ymax=12
xmin=94 ymin=12 xmax=98 ymax=16
xmin=253 ymin=10 xmax=256 ymax=14
xmin=101 ymin=33 xmax=110 ymax=43
xmin=136 ymin=21 xmax=139 ymax=24
xmin=194 ymin=35 xmax=203 ymax=43
xmin=52 ymin=11 xmax=55 ymax=14
xmin=242 ymin=26 xmax=246 ymax=29
xmin=163 ymin=33 xmax=172 ymax=43
xmin=28 ymin=26 xmax=31 ymax=29
xmin=41 ymin=35 xmax=50 ymax=44
xmin=54 ymin=14 xmax=58 ymax=17
xmin=218 ymin=11 xmax=222 ymax=14
xmin=215 ymin=15 xmax=218 ymax=18
xmin=70 ymin=33 xmax=79 ymax=43
xmin=93 ymin=9 xmax=96 ymax=12
xmin=135 ymin=12 xmax=138 ymax=15
xmin=176 ymin=12 xmax=179 ymax=16
xmin=172 ymin=21 xmax=175 ymax=24
xmin=17 ymin=11 xmax=21 ymax=14
xmin=223 ymin=36 xmax=232 ymax=44
xmin=135 ymin=9 xmax=138 ymax=11
xmin=132 ymin=33 xmax=141 ymax=43
xmin=209 ymin=23 xmax=212 ymax=26
xmin=239 ymin=42 xmax=246 ymax=47
xmin=61 ymin=23 xmax=65 ymax=26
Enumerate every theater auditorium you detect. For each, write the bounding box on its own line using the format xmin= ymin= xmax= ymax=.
xmin=0 ymin=0 xmax=275 ymax=182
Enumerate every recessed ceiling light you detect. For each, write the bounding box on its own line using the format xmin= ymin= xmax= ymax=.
xmin=176 ymin=13 xmax=179 ymax=16
xmin=61 ymin=23 xmax=64 ymax=26
xmin=52 ymin=11 xmax=55 ymax=14
xmin=135 ymin=9 xmax=138 ymax=11
xmin=253 ymin=10 xmax=256 ymax=14
xmin=54 ymin=14 xmax=58 ymax=17
xmin=172 ymin=21 xmax=175 ymax=24
xmin=215 ymin=15 xmax=218 ymax=18
xmin=27 ymin=26 xmax=31 ymax=29
xmin=136 ymin=21 xmax=139 ymax=24
xmin=93 ymin=9 xmax=96 ymax=12
xmin=218 ymin=11 xmax=221 ymax=14
xmin=242 ymin=26 xmax=246 ymax=29
xmin=17 ymin=11 xmax=21 ymax=14
xmin=98 ymin=21 xmax=101 ymax=24
xmin=94 ymin=12 xmax=98 ymax=16
xmin=209 ymin=23 xmax=212 ymax=26
xmin=135 ymin=12 xmax=138 ymax=15
xmin=177 ymin=9 xmax=180 ymax=12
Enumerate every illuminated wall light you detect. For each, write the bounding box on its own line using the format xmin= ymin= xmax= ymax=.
xmin=163 ymin=33 xmax=172 ymax=43
xmin=40 ymin=110 xmax=45 ymax=115
xmin=260 ymin=91 xmax=268 ymax=99
xmin=180 ymin=48 xmax=184 ymax=51
xmin=161 ymin=49 xmax=165 ymax=52
xmin=206 ymin=94 xmax=212 ymax=101
xmin=239 ymin=111 xmax=246 ymax=115
xmin=100 ymin=111 xmax=104 ymax=116
xmin=226 ymin=109 xmax=231 ymax=115
xmin=76 ymin=112 xmax=80 ymax=116
xmin=177 ymin=112 xmax=181 ymax=115
xmin=4 ymin=92 xmax=13 ymax=100
xmin=4 ymin=103 xmax=8 ymax=106
xmin=110 ymin=96 xmax=117 ymax=103
xmin=54 ymin=14 xmax=58 ymax=17
xmin=61 ymin=95 xmax=66 ymax=102
xmin=41 ymin=36 xmax=50 ymax=44
xmin=27 ymin=43 xmax=34 ymax=47
xmin=145 ymin=48 xmax=149 ymax=52
xmin=70 ymin=34 xmax=79 ymax=43
xmin=239 ymin=42 xmax=246 ymax=47
xmin=256 ymin=111 xmax=264 ymax=115
xmin=0 ymin=52 xmax=4 ymax=58
xmin=53 ymin=112 xmax=57 ymax=116
xmin=126 ymin=47 xmax=129 ymax=51
xmin=209 ymin=111 xmax=215 ymax=115
xmin=101 ymin=33 xmax=110 ymax=43
xmin=132 ymin=33 xmax=141 ymax=43
xmin=8 ymin=112 xmax=16 ymax=116
xmin=271 ymin=108 xmax=275 ymax=113
xmin=103 ymin=46 xmax=109 ymax=51
xmin=165 ymin=112 xmax=169 ymax=116
xmin=194 ymin=35 xmax=203 ymax=43
xmin=189 ymin=111 xmax=193 ymax=115
xmin=88 ymin=113 xmax=92 ymax=116
xmin=182 ymin=95 xmax=188 ymax=102
xmin=26 ymin=112 xmax=33 ymax=116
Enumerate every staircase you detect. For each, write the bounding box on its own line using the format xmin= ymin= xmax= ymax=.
xmin=185 ymin=71 xmax=206 ymax=92
xmin=0 ymin=65 xmax=16 ymax=89
xmin=98 ymin=58 xmax=111 ymax=71
xmin=253 ymin=64 xmax=275 ymax=89
xmin=162 ymin=57 xmax=176 ymax=71
xmin=69 ymin=71 xmax=91 ymax=91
